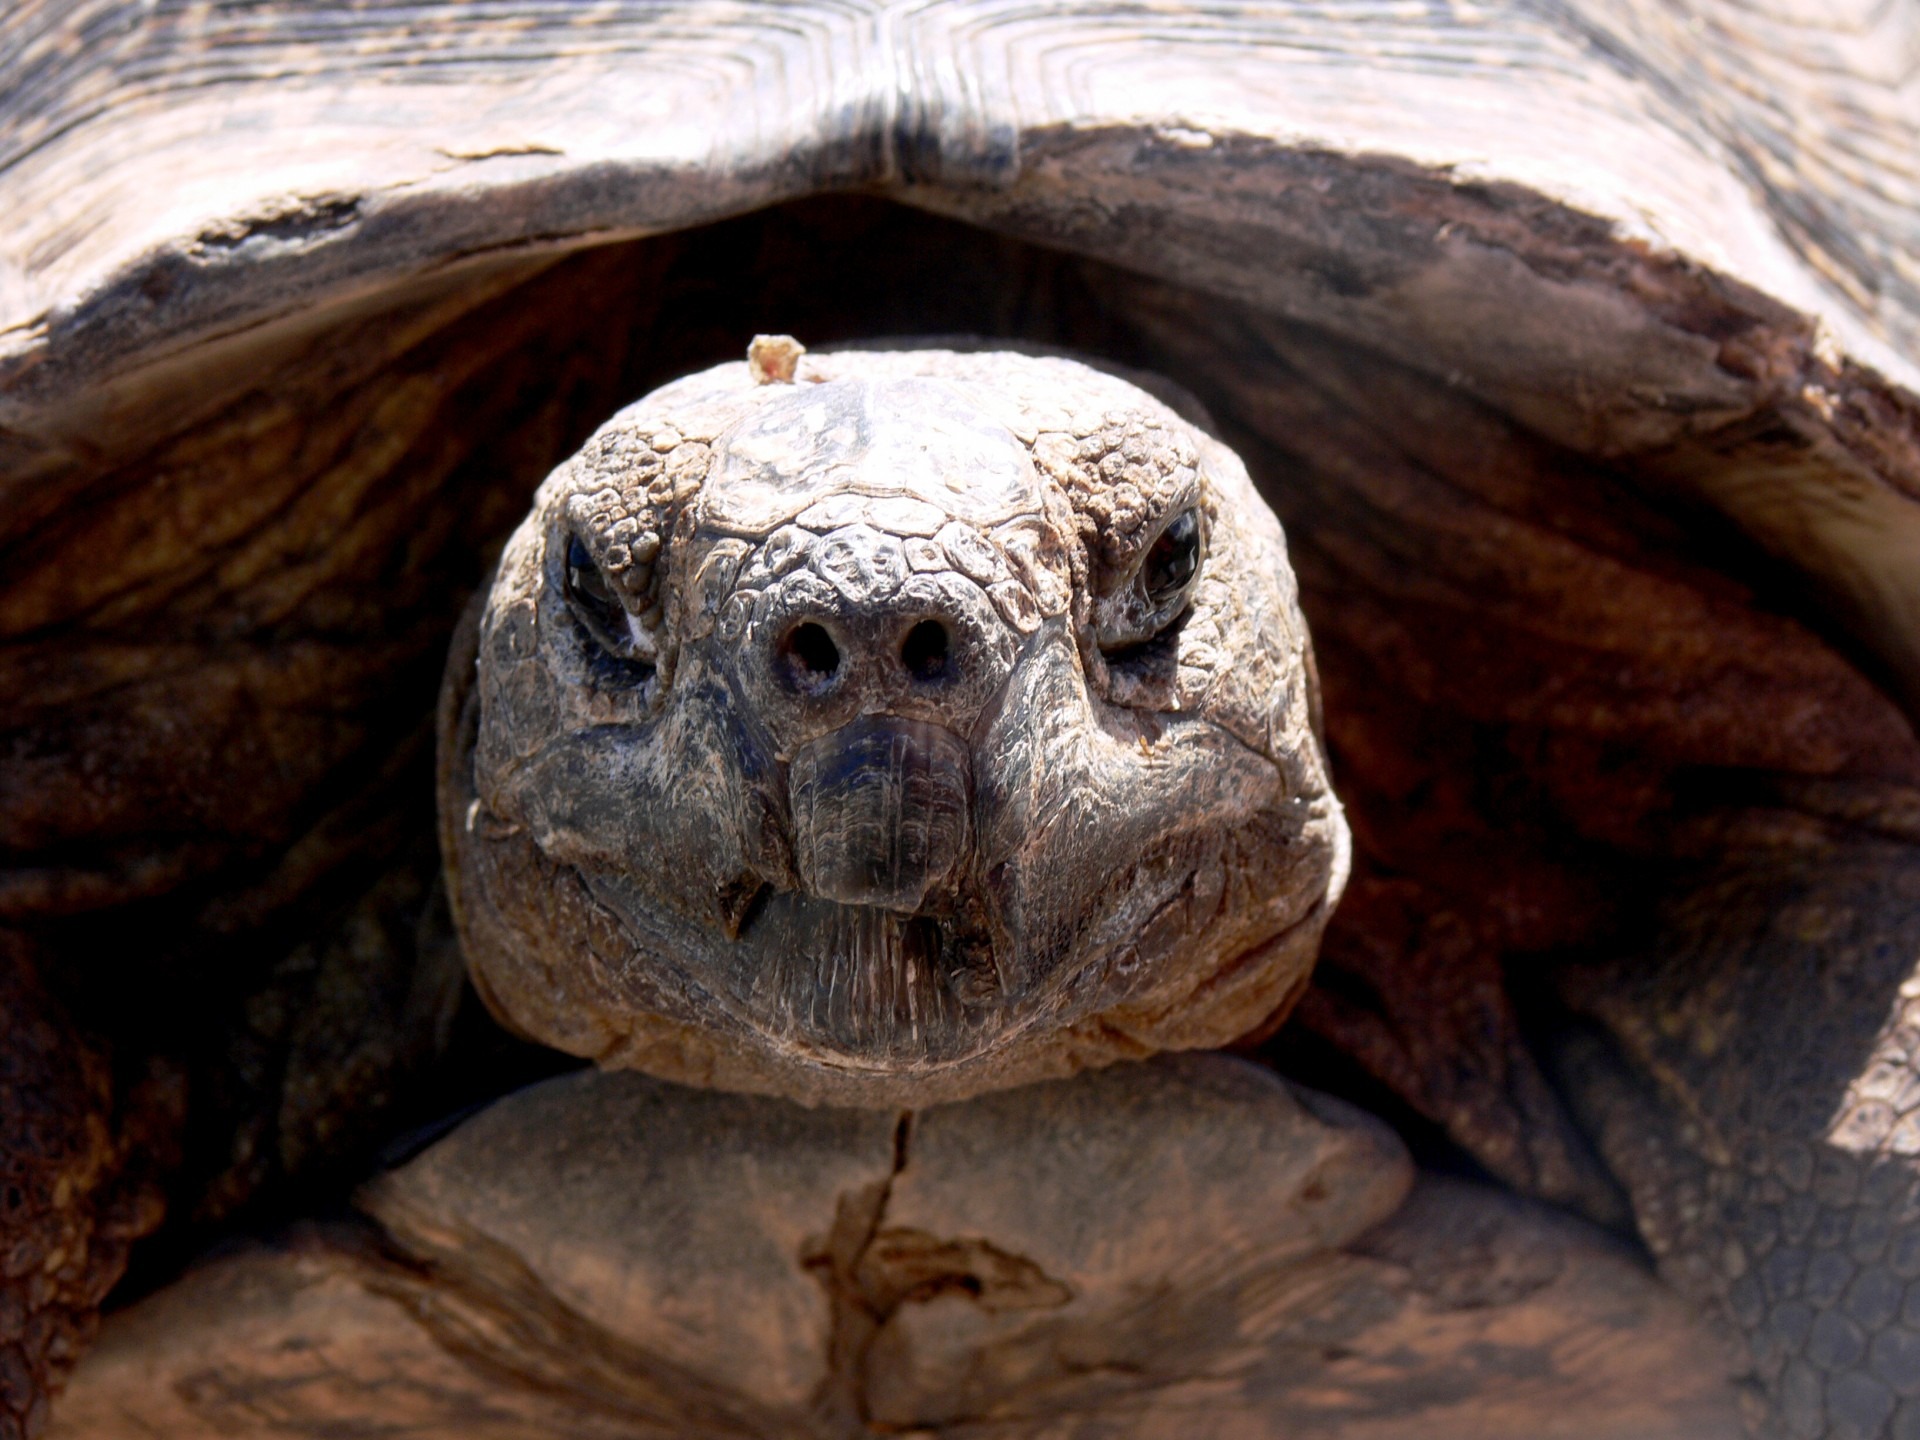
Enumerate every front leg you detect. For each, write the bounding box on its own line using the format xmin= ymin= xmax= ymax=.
xmin=1560 ymin=809 xmax=1920 ymax=1440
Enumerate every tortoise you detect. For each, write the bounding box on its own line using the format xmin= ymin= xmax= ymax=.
xmin=3 ymin=1 xmax=1920 ymax=1436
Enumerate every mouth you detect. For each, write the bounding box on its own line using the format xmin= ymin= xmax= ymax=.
xmin=703 ymin=711 xmax=1010 ymax=1066
xmin=724 ymin=892 xmax=1004 ymax=1066
xmin=569 ymin=702 xmax=1307 ymax=1085
xmin=582 ymin=709 xmax=1018 ymax=1071
xmin=582 ymin=810 xmax=1307 ymax=1090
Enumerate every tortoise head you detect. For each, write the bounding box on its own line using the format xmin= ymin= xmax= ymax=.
xmin=440 ymin=342 xmax=1347 ymax=1105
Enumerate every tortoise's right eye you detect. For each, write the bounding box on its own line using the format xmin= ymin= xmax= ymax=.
xmin=565 ymin=534 xmax=632 ymax=657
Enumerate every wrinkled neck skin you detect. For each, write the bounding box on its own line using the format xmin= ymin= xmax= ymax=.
xmin=440 ymin=349 xmax=1348 ymax=1107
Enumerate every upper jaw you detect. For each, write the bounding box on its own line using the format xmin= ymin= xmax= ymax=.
xmin=787 ymin=714 xmax=973 ymax=914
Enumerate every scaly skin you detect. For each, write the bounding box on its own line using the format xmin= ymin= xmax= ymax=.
xmin=440 ymin=344 xmax=1348 ymax=1107
xmin=1560 ymin=804 xmax=1920 ymax=1440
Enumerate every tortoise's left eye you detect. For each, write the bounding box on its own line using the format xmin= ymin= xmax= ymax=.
xmin=565 ymin=534 xmax=632 ymax=657
xmin=1143 ymin=508 xmax=1201 ymax=609
xmin=1093 ymin=505 xmax=1206 ymax=661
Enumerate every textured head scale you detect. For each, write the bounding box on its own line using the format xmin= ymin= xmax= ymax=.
xmin=440 ymin=343 xmax=1348 ymax=1105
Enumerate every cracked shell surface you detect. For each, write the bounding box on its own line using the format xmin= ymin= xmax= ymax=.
xmin=52 ymin=1059 xmax=1747 ymax=1439
xmin=440 ymin=348 xmax=1347 ymax=1106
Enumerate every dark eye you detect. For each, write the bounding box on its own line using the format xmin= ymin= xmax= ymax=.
xmin=1092 ymin=505 xmax=1205 ymax=665
xmin=565 ymin=534 xmax=632 ymax=655
xmin=1143 ymin=508 xmax=1201 ymax=608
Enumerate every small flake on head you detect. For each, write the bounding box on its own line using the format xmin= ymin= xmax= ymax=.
xmin=748 ymin=334 xmax=805 ymax=385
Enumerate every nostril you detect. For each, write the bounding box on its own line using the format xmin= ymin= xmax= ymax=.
xmin=902 ymin=619 xmax=952 ymax=683
xmin=779 ymin=622 xmax=842 ymax=693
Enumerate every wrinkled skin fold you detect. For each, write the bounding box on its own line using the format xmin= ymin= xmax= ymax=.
xmin=439 ymin=348 xmax=1346 ymax=1105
